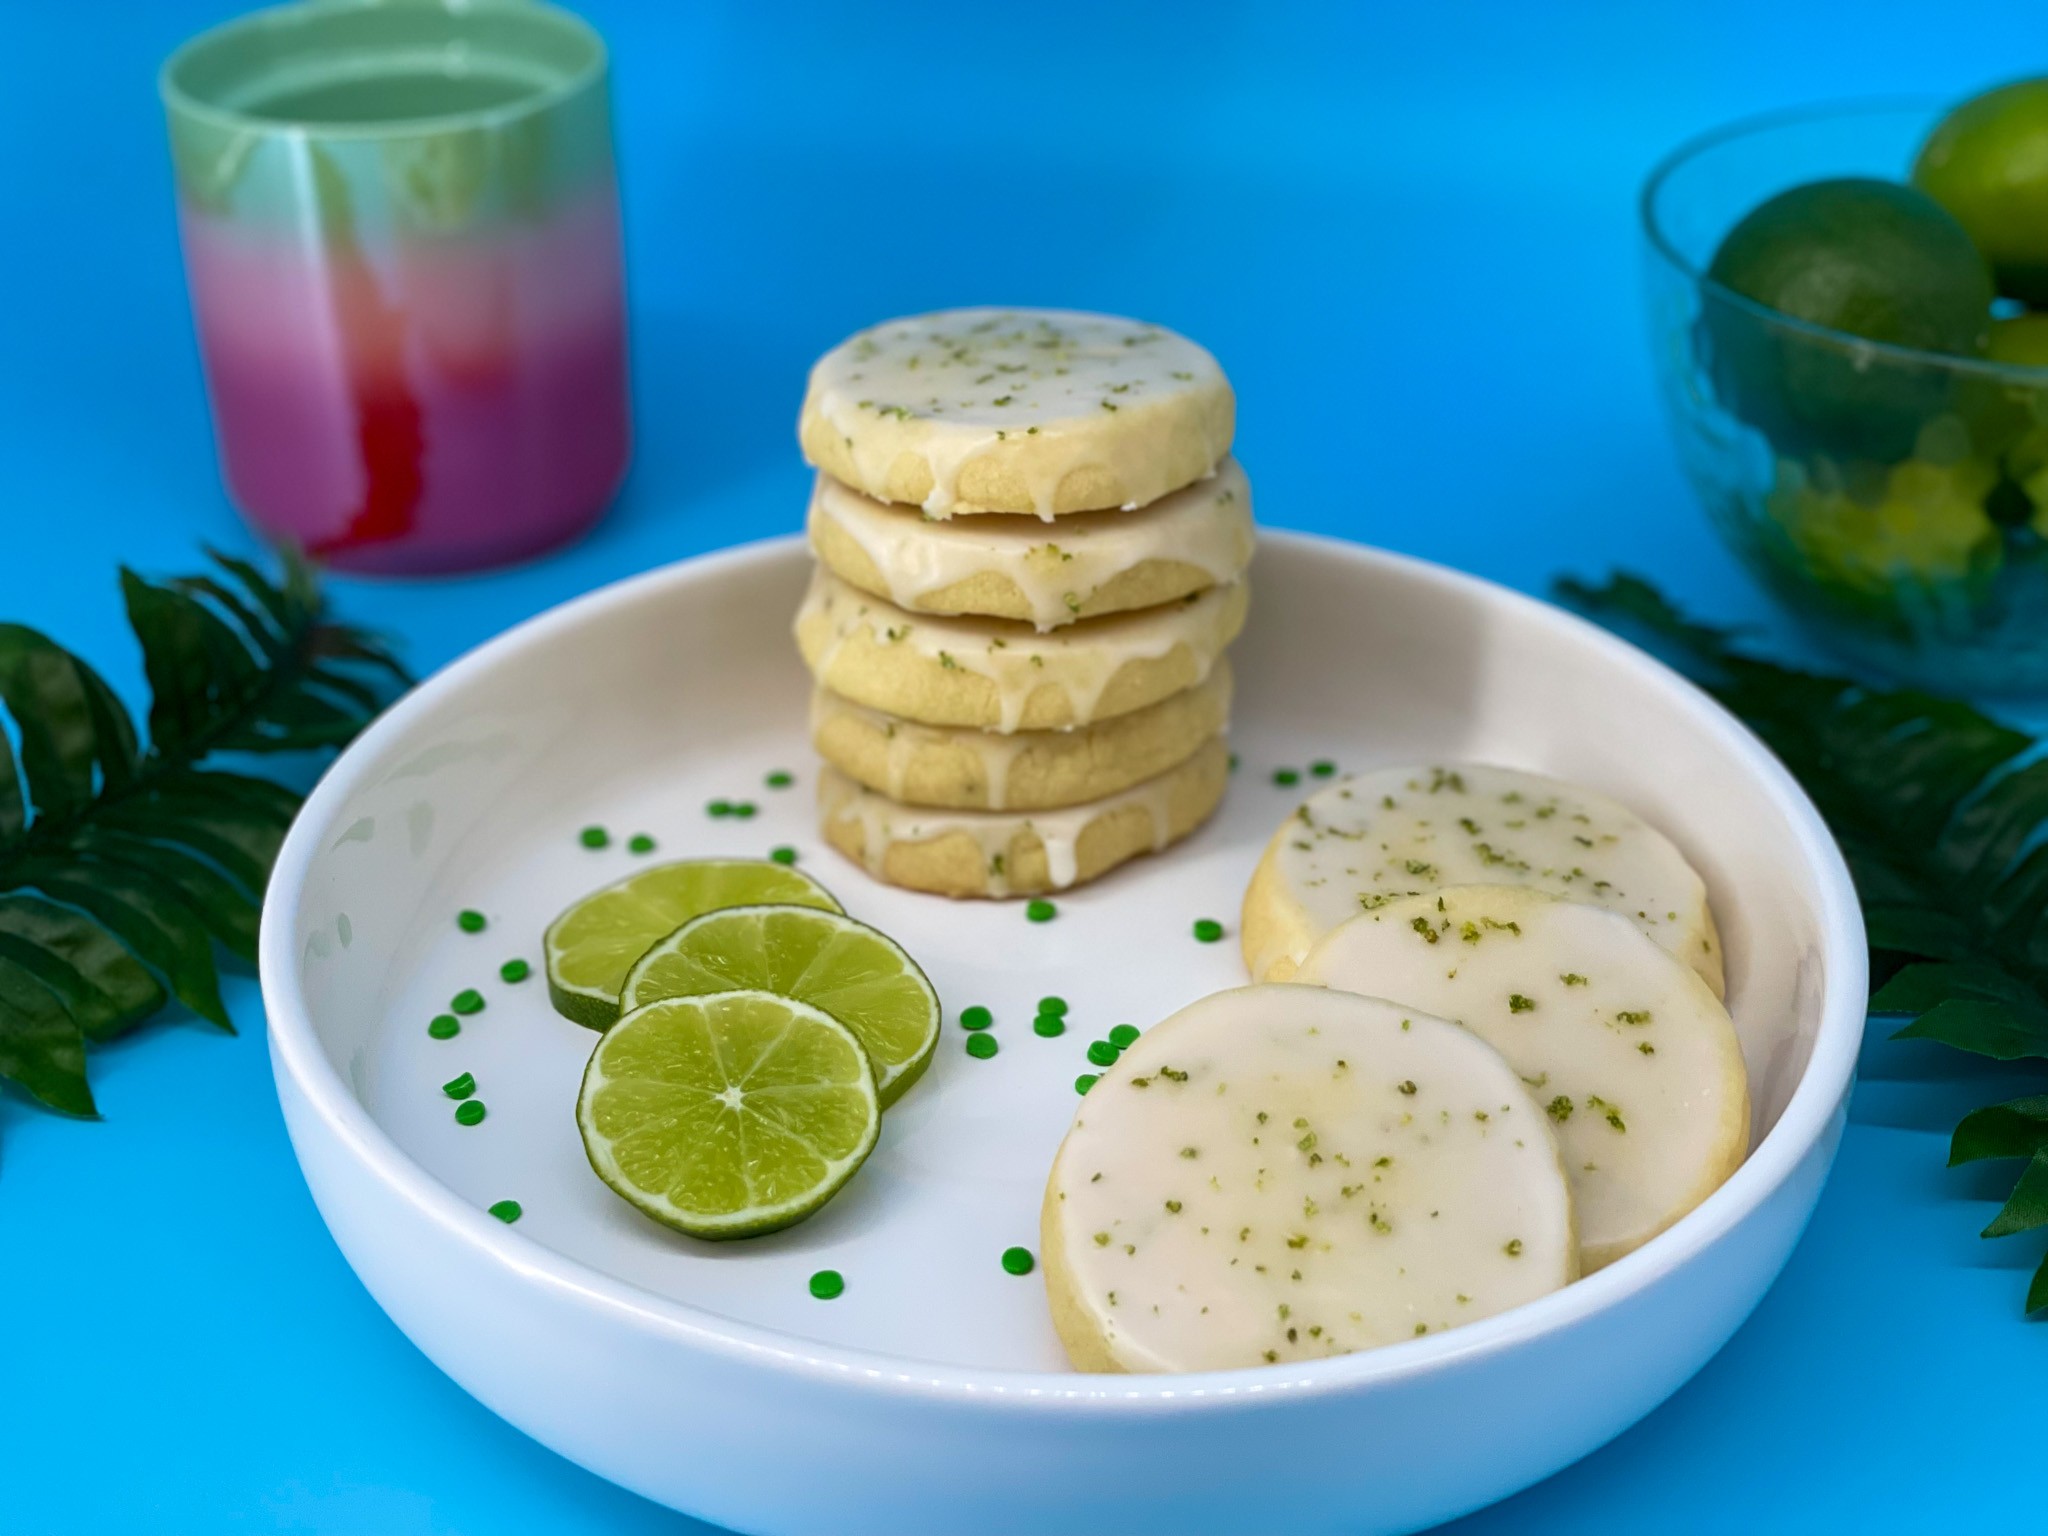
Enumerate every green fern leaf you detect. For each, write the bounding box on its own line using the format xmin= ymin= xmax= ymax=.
xmin=0 ymin=551 xmax=406 ymax=1126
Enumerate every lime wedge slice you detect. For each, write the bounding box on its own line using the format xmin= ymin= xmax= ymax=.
xmin=544 ymin=859 xmax=841 ymax=1028
xmin=621 ymin=904 xmax=941 ymax=1107
xmin=578 ymin=990 xmax=880 ymax=1239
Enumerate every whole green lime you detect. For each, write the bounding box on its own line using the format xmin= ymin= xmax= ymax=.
xmin=1915 ymin=79 xmax=2048 ymax=305
xmin=1703 ymin=177 xmax=1993 ymax=459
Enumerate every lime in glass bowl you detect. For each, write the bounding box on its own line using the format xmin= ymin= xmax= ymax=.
xmin=1643 ymin=100 xmax=2048 ymax=694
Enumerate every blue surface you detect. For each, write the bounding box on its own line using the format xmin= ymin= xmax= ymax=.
xmin=3 ymin=2 xmax=2044 ymax=1531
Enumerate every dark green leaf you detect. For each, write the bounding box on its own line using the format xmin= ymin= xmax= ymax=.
xmin=73 ymin=839 xmax=260 ymax=964
xmin=0 ymin=723 xmax=23 ymax=841
xmin=122 ymin=569 xmax=263 ymax=759
xmin=24 ymin=862 xmax=231 ymax=1030
xmin=0 ymin=625 xmax=114 ymax=825
xmin=0 ymin=958 xmax=95 ymax=1116
xmin=93 ymin=782 xmax=289 ymax=896
xmin=2032 ymin=1253 xmax=2048 ymax=1315
xmin=168 ymin=574 xmax=284 ymax=660
xmin=1891 ymin=999 xmax=2048 ymax=1060
xmin=1951 ymin=1096 xmax=2048 ymax=1166
xmin=1872 ymin=961 xmax=2041 ymax=1014
xmin=0 ymin=894 xmax=164 ymax=1041
xmin=205 ymin=546 xmax=302 ymax=634
xmin=1983 ymin=1147 xmax=2048 ymax=1238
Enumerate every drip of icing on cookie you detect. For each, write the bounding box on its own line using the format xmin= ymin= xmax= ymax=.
xmin=795 ymin=568 xmax=1243 ymax=734
xmin=805 ymin=309 xmax=1229 ymax=518
xmin=809 ymin=458 xmax=1253 ymax=631
xmin=818 ymin=763 xmax=1183 ymax=895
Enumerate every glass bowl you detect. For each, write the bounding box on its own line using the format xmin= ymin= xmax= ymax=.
xmin=1643 ymin=99 xmax=2048 ymax=695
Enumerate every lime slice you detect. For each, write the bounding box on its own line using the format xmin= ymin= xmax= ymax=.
xmin=577 ymin=990 xmax=880 ymax=1239
xmin=544 ymin=859 xmax=841 ymax=1028
xmin=621 ymin=904 xmax=941 ymax=1107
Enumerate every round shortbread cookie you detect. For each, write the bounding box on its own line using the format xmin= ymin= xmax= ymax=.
xmin=793 ymin=567 xmax=1247 ymax=733
xmin=811 ymin=664 xmax=1231 ymax=812
xmin=798 ymin=308 xmax=1235 ymax=518
xmin=1297 ymin=887 xmax=1750 ymax=1270
xmin=1241 ymin=763 xmax=1724 ymax=997
xmin=818 ymin=737 xmax=1229 ymax=898
xmin=807 ymin=458 xmax=1254 ymax=631
xmin=1041 ymin=986 xmax=1576 ymax=1373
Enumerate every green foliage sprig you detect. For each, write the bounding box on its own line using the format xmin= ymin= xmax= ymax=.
xmin=0 ymin=551 xmax=405 ymax=1126
xmin=1562 ymin=573 xmax=2048 ymax=1313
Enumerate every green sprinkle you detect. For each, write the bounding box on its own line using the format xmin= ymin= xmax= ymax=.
xmin=1026 ymin=898 xmax=1057 ymax=922
xmin=770 ymin=845 xmax=799 ymax=865
xmin=959 ymin=1005 xmax=993 ymax=1031
xmin=707 ymin=799 xmax=732 ymax=817
xmin=579 ymin=826 xmax=609 ymax=849
xmin=1033 ymin=1014 xmax=1066 ymax=1037
xmin=1273 ymin=768 xmax=1300 ymax=787
xmin=499 ymin=959 xmax=530 ymax=984
xmin=1075 ymin=1073 xmax=1099 ymax=1094
xmin=456 ymin=909 xmax=486 ymax=934
xmin=1192 ymin=918 xmax=1225 ymax=943
xmin=427 ymin=1014 xmax=460 ymax=1040
xmin=454 ymin=1100 xmax=486 ymax=1127
xmin=966 ymin=1033 xmax=998 ymax=1059
xmin=766 ymin=770 xmax=795 ymax=789
xmin=1310 ymin=760 xmax=1338 ymax=778
xmin=628 ymin=834 xmax=657 ymax=855
xmin=1038 ymin=995 xmax=1069 ymax=1017
xmin=732 ymin=802 xmax=758 ymax=820
xmin=808 ymin=1269 xmax=845 ymax=1300
xmin=441 ymin=1072 xmax=476 ymax=1100
xmin=487 ymin=1200 xmax=521 ymax=1223
xmin=1108 ymin=1024 xmax=1141 ymax=1049
xmin=451 ymin=989 xmax=485 ymax=1016
xmin=1000 ymin=1246 xmax=1036 ymax=1276
xmin=1086 ymin=1040 xmax=1120 ymax=1067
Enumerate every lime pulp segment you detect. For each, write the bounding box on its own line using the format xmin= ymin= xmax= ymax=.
xmin=544 ymin=859 xmax=842 ymax=1028
xmin=620 ymin=904 xmax=940 ymax=1107
xmin=577 ymin=990 xmax=880 ymax=1239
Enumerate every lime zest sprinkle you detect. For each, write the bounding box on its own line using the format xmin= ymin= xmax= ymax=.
xmin=457 ymin=909 xmax=486 ymax=933
xmin=1310 ymin=760 xmax=1338 ymax=778
xmin=1026 ymin=899 xmax=1057 ymax=922
xmin=959 ymin=1005 xmax=993 ymax=1031
xmin=1075 ymin=1073 xmax=1099 ymax=1094
xmin=1192 ymin=918 xmax=1225 ymax=943
xmin=809 ymin=1269 xmax=845 ymax=1300
xmin=454 ymin=1100 xmax=486 ymax=1127
xmin=451 ymin=989 xmax=485 ymax=1016
xmin=766 ymin=770 xmax=795 ymax=789
xmin=732 ymin=802 xmax=758 ymax=820
xmin=427 ymin=1015 xmax=460 ymax=1040
xmin=487 ymin=1200 xmax=521 ymax=1223
xmin=1108 ymin=1024 xmax=1141 ymax=1049
xmin=628 ymin=833 xmax=657 ymax=855
xmin=1000 ymin=1246 xmax=1036 ymax=1276
xmin=1273 ymin=768 xmax=1300 ymax=787
xmin=579 ymin=826 xmax=609 ymax=849
xmin=966 ymin=1034 xmax=998 ymax=1059
xmin=1033 ymin=1014 xmax=1066 ymax=1037
xmin=707 ymin=799 xmax=732 ymax=817
xmin=441 ymin=1072 xmax=476 ymax=1100
xmin=770 ymin=845 xmax=799 ymax=865
xmin=499 ymin=958 xmax=530 ymax=984
xmin=1086 ymin=1039 xmax=1119 ymax=1067
xmin=1038 ymin=995 xmax=1069 ymax=1017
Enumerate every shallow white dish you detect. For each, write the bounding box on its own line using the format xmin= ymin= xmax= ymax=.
xmin=260 ymin=533 xmax=1865 ymax=1536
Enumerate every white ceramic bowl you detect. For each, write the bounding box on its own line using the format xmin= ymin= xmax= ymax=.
xmin=260 ymin=533 xmax=1865 ymax=1536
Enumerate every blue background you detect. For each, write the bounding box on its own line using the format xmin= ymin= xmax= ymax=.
xmin=3 ymin=2 xmax=2043 ymax=1530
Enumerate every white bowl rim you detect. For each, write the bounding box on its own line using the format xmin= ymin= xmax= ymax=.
xmin=259 ymin=530 xmax=1867 ymax=1414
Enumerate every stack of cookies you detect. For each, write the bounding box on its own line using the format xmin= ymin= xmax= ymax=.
xmin=790 ymin=308 xmax=1253 ymax=899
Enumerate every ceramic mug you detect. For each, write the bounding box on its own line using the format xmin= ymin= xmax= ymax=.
xmin=161 ymin=0 xmax=631 ymax=575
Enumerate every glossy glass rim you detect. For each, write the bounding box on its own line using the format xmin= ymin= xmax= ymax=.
xmin=159 ymin=0 xmax=606 ymax=140
xmin=1640 ymin=95 xmax=2048 ymax=383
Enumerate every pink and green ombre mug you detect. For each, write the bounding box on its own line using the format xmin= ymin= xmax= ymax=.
xmin=162 ymin=0 xmax=630 ymax=574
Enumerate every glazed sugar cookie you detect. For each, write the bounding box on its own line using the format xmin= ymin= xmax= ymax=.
xmin=810 ymin=664 xmax=1231 ymax=812
xmin=793 ymin=567 xmax=1246 ymax=733
xmin=1242 ymin=763 xmax=1723 ymax=996
xmin=818 ymin=737 xmax=1228 ymax=898
xmin=798 ymin=308 xmax=1235 ymax=518
xmin=1297 ymin=886 xmax=1750 ymax=1270
xmin=1041 ymin=986 xmax=1576 ymax=1374
xmin=807 ymin=458 xmax=1253 ymax=630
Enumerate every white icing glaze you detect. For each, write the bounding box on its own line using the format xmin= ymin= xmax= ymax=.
xmin=808 ymin=458 xmax=1253 ymax=631
xmin=794 ymin=567 xmax=1245 ymax=734
xmin=1297 ymin=886 xmax=1749 ymax=1270
xmin=1267 ymin=763 xmax=1720 ymax=993
xmin=1045 ymin=986 xmax=1575 ymax=1372
xmin=806 ymin=308 xmax=1229 ymax=517
xmin=817 ymin=761 xmax=1184 ymax=896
